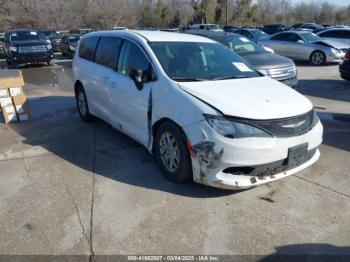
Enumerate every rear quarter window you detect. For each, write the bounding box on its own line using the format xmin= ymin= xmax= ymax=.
xmin=79 ymin=37 xmax=99 ymax=61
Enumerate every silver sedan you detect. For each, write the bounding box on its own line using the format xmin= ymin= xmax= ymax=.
xmin=259 ymin=31 xmax=345 ymax=65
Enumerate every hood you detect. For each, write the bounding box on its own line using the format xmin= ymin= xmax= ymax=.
xmin=179 ymin=77 xmax=313 ymax=120
xmin=241 ymin=52 xmax=294 ymax=70
xmin=12 ymin=40 xmax=47 ymax=46
xmin=313 ymin=39 xmax=348 ymax=49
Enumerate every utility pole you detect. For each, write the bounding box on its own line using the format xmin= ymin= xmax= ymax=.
xmin=225 ymin=0 xmax=228 ymax=27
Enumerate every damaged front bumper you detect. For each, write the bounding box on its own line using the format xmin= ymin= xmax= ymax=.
xmin=183 ymin=120 xmax=323 ymax=190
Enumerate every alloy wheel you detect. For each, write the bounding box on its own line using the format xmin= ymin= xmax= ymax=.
xmin=311 ymin=52 xmax=325 ymax=65
xmin=78 ymin=92 xmax=87 ymax=116
xmin=159 ymin=132 xmax=180 ymax=173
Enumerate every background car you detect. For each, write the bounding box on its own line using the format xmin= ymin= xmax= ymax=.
xmin=262 ymin=24 xmax=290 ymax=35
xmin=317 ymin=28 xmax=350 ymax=47
xmin=188 ymin=24 xmax=223 ymax=31
xmin=4 ymin=29 xmax=54 ymax=68
xmin=223 ymin=25 xmax=240 ymax=32
xmin=299 ymin=23 xmax=324 ymax=33
xmin=60 ymin=34 xmax=81 ymax=58
xmin=260 ymin=31 xmax=345 ymax=65
xmin=232 ymin=28 xmax=269 ymax=42
xmin=188 ymin=31 xmax=298 ymax=88
xmin=38 ymin=29 xmax=62 ymax=52
xmin=69 ymin=28 xmax=94 ymax=35
xmin=0 ymin=32 xmax=5 ymax=59
xmin=339 ymin=49 xmax=350 ymax=81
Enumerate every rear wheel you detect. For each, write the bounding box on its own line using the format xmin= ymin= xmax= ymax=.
xmin=75 ymin=85 xmax=94 ymax=122
xmin=310 ymin=51 xmax=326 ymax=66
xmin=155 ymin=121 xmax=192 ymax=183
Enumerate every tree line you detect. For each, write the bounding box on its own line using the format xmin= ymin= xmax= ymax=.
xmin=0 ymin=0 xmax=349 ymax=31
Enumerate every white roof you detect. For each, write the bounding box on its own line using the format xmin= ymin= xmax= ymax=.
xmin=85 ymin=30 xmax=215 ymax=43
xmin=131 ymin=30 xmax=216 ymax=43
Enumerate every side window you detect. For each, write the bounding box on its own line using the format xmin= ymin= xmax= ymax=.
xmin=117 ymin=41 xmax=151 ymax=79
xmin=271 ymin=33 xmax=288 ymax=41
xmin=79 ymin=37 xmax=99 ymax=61
xmin=286 ymin=33 xmax=301 ymax=42
xmin=94 ymin=37 xmax=122 ymax=69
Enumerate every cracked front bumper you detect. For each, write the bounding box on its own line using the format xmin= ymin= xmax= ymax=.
xmin=183 ymin=120 xmax=323 ymax=190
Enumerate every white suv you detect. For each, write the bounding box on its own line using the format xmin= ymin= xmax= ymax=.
xmin=73 ymin=30 xmax=323 ymax=190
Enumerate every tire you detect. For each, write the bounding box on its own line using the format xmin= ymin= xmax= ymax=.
xmin=155 ymin=121 xmax=192 ymax=183
xmin=75 ymin=85 xmax=94 ymax=122
xmin=310 ymin=51 xmax=326 ymax=66
xmin=340 ymin=73 xmax=350 ymax=81
xmin=47 ymin=61 xmax=51 ymax=66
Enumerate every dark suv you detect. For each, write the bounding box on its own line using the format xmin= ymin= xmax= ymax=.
xmin=4 ymin=29 xmax=54 ymax=68
xmin=263 ymin=24 xmax=290 ymax=35
xmin=38 ymin=29 xmax=62 ymax=52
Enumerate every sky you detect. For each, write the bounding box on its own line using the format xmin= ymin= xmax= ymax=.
xmin=289 ymin=0 xmax=349 ymax=6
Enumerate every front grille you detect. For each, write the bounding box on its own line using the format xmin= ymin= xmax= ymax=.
xmin=18 ymin=45 xmax=46 ymax=53
xmin=269 ymin=65 xmax=296 ymax=78
xmin=227 ymin=110 xmax=316 ymax=137
xmin=223 ymin=148 xmax=317 ymax=177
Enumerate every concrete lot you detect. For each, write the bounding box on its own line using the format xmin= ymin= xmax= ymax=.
xmin=0 ymin=56 xmax=349 ymax=260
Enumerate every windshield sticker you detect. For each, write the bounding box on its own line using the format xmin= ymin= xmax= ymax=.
xmin=30 ymin=32 xmax=37 ymax=35
xmin=232 ymin=62 xmax=253 ymax=72
xmin=239 ymin=37 xmax=249 ymax=42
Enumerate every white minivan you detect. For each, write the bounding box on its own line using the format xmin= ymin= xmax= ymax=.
xmin=73 ymin=30 xmax=323 ymax=190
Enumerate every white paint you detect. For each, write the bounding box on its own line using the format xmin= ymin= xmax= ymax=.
xmin=73 ymin=31 xmax=323 ymax=189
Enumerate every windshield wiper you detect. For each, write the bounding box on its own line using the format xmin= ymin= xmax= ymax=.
xmin=213 ymin=75 xmax=249 ymax=80
xmin=172 ymin=77 xmax=208 ymax=82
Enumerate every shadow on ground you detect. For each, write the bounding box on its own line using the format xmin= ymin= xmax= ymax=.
xmin=319 ymin=112 xmax=350 ymax=152
xmin=298 ymin=79 xmax=350 ymax=103
xmin=6 ymin=96 xmax=236 ymax=198
xmin=259 ymin=243 xmax=350 ymax=262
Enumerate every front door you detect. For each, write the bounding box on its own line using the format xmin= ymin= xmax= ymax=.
xmin=108 ymin=40 xmax=156 ymax=147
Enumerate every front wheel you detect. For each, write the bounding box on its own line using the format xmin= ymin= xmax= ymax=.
xmin=310 ymin=51 xmax=326 ymax=66
xmin=75 ymin=85 xmax=94 ymax=122
xmin=155 ymin=122 xmax=192 ymax=183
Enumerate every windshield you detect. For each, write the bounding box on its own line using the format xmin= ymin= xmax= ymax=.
xmin=10 ymin=31 xmax=40 ymax=41
xmin=40 ymin=31 xmax=61 ymax=38
xmin=301 ymin=32 xmax=322 ymax=42
xmin=150 ymin=42 xmax=259 ymax=81
xmin=213 ymin=36 xmax=266 ymax=54
xmin=208 ymin=24 xmax=220 ymax=30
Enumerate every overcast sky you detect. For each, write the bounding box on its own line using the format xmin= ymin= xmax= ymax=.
xmin=289 ymin=0 xmax=349 ymax=6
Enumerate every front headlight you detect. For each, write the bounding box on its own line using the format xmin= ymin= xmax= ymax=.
xmin=330 ymin=48 xmax=339 ymax=55
xmin=69 ymin=45 xmax=75 ymax=51
xmin=263 ymin=45 xmax=274 ymax=53
xmin=10 ymin=45 xmax=17 ymax=52
xmin=46 ymin=44 xmax=52 ymax=50
xmin=258 ymin=69 xmax=271 ymax=77
xmin=204 ymin=114 xmax=271 ymax=138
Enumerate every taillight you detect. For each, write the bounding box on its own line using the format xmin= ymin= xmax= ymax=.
xmin=345 ymin=51 xmax=350 ymax=61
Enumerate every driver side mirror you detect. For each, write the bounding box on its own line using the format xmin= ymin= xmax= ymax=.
xmin=129 ymin=69 xmax=144 ymax=91
xmin=297 ymin=40 xmax=304 ymax=44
